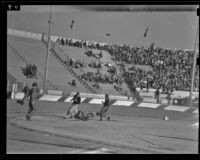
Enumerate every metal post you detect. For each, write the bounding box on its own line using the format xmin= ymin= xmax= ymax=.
xmin=11 ymin=83 xmax=15 ymax=99
xmin=7 ymin=80 xmax=10 ymax=92
xmin=72 ymin=16 xmax=75 ymax=40
xmin=72 ymin=25 xmax=75 ymax=40
xmin=146 ymin=27 xmax=150 ymax=48
xmin=43 ymin=5 xmax=52 ymax=95
xmin=189 ymin=19 xmax=199 ymax=107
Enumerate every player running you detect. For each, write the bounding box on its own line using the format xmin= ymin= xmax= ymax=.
xmin=99 ymin=94 xmax=110 ymax=121
xmin=22 ymin=82 xmax=40 ymax=121
xmin=64 ymin=92 xmax=81 ymax=119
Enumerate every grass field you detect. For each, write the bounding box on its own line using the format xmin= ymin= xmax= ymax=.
xmin=7 ymin=99 xmax=198 ymax=154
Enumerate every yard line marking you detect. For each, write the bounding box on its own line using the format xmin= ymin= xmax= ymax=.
xmin=191 ymin=122 xmax=199 ymax=128
xmin=82 ymin=147 xmax=113 ymax=154
xmin=68 ymin=147 xmax=113 ymax=154
xmin=39 ymin=95 xmax=61 ymax=101
xmin=14 ymin=92 xmax=24 ymax=99
xmin=164 ymin=105 xmax=190 ymax=112
xmin=193 ymin=109 xmax=199 ymax=114
xmin=89 ymin=99 xmax=105 ymax=104
xmin=64 ymin=97 xmax=73 ymax=102
xmin=137 ymin=103 xmax=160 ymax=108
xmin=112 ymin=100 xmax=134 ymax=106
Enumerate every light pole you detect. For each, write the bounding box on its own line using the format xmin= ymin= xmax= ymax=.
xmin=189 ymin=18 xmax=199 ymax=107
xmin=43 ymin=5 xmax=53 ymax=95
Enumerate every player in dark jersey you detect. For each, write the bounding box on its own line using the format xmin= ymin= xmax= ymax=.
xmin=73 ymin=110 xmax=96 ymax=121
xmin=64 ymin=92 xmax=81 ymax=119
xmin=99 ymin=94 xmax=110 ymax=121
xmin=22 ymin=82 xmax=40 ymax=121
xmin=22 ymin=84 xmax=29 ymax=100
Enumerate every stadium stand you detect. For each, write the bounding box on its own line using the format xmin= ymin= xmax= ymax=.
xmin=7 ymin=29 xmax=199 ymax=105
xmin=41 ymin=36 xmax=98 ymax=94
xmin=7 ymin=43 xmax=60 ymax=92
xmin=7 ymin=36 xmax=94 ymax=95
xmin=56 ymin=36 xmax=199 ymax=93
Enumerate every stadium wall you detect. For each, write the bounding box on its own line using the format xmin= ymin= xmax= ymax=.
xmin=7 ymin=28 xmax=59 ymax=42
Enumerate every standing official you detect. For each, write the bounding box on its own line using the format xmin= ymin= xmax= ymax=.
xmin=99 ymin=94 xmax=110 ymax=121
xmin=155 ymin=87 xmax=160 ymax=104
xmin=22 ymin=82 xmax=40 ymax=121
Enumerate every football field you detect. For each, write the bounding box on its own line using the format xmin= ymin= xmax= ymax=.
xmin=7 ymin=99 xmax=198 ymax=154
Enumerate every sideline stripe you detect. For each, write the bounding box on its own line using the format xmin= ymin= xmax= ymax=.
xmin=39 ymin=95 xmax=61 ymax=101
xmin=14 ymin=92 xmax=24 ymax=99
xmin=193 ymin=109 xmax=199 ymax=114
xmin=164 ymin=105 xmax=190 ymax=112
xmin=137 ymin=103 xmax=160 ymax=108
xmin=89 ymin=99 xmax=105 ymax=104
xmin=82 ymin=150 xmax=105 ymax=154
xmin=69 ymin=148 xmax=113 ymax=154
xmin=64 ymin=97 xmax=86 ymax=103
xmin=191 ymin=122 xmax=199 ymax=128
xmin=112 ymin=100 xmax=134 ymax=106
xmin=64 ymin=97 xmax=73 ymax=102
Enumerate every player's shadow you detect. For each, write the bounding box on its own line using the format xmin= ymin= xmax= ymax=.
xmin=93 ymin=119 xmax=124 ymax=122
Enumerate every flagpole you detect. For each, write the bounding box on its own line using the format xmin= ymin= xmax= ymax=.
xmin=189 ymin=18 xmax=199 ymax=107
xmin=43 ymin=5 xmax=52 ymax=94
xmin=146 ymin=26 xmax=150 ymax=48
xmin=72 ymin=24 xmax=75 ymax=39
xmin=72 ymin=16 xmax=75 ymax=39
xmin=106 ymin=34 xmax=111 ymax=45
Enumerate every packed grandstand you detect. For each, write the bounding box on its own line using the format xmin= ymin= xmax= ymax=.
xmin=55 ymin=36 xmax=199 ymax=93
xmin=7 ymin=29 xmax=199 ymax=106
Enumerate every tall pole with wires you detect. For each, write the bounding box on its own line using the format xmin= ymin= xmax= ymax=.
xmin=143 ymin=25 xmax=150 ymax=48
xmin=70 ymin=17 xmax=75 ymax=39
xmin=189 ymin=18 xmax=199 ymax=107
xmin=43 ymin=5 xmax=53 ymax=94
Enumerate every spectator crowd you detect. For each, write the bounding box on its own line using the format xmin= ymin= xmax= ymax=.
xmin=56 ymin=37 xmax=199 ymax=92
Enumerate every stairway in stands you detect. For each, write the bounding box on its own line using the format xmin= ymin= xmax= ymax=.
xmin=41 ymin=37 xmax=97 ymax=94
xmin=55 ymin=41 xmax=128 ymax=96
xmin=7 ymin=43 xmax=60 ymax=91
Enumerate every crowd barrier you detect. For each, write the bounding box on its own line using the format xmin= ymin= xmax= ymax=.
xmin=47 ymin=90 xmax=63 ymax=96
xmin=71 ymin=92 xmax=130 ymax=101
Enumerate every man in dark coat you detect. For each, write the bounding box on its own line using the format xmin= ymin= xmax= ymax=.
xmin=22 ymin=82 xmax=40 ymax=121
xmin=155 ymin=87 xmax=160 ymax=104
xmin=99 ymin=94 xmax=111 ymax=121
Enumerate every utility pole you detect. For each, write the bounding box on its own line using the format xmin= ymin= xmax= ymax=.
xmin=189 ymin=19 xmax=199 ymax=107
xmin=146 ymin=26 xmax=150 ymax=48
xmin=72 ymin=16 xmax=75 ymax=39
xmin=43 ymin=5 xmax=53 ymax=95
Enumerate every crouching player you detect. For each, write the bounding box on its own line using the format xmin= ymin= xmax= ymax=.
xmin=73 ymin=110 xmax=96 ymax=121
xmin=64 ymin=92 xmax=81 ymax=119
xmin=99 ymin=94 xmax=110 ymax=121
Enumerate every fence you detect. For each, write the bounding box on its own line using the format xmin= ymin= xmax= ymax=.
xmin=7 ymin=28 xmax=59 ymax=42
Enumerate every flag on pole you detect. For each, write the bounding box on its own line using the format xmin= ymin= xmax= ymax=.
xmin=70 ymin=18 xmax=75 ymax=30
xmin=144 ymin=25 xmax=149 ymax=37
xmin=106 ymin=33 xmax=110 ymax=36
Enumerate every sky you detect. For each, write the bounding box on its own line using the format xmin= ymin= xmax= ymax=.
xmin=7 ymin=5 xmax=199 ymax=50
